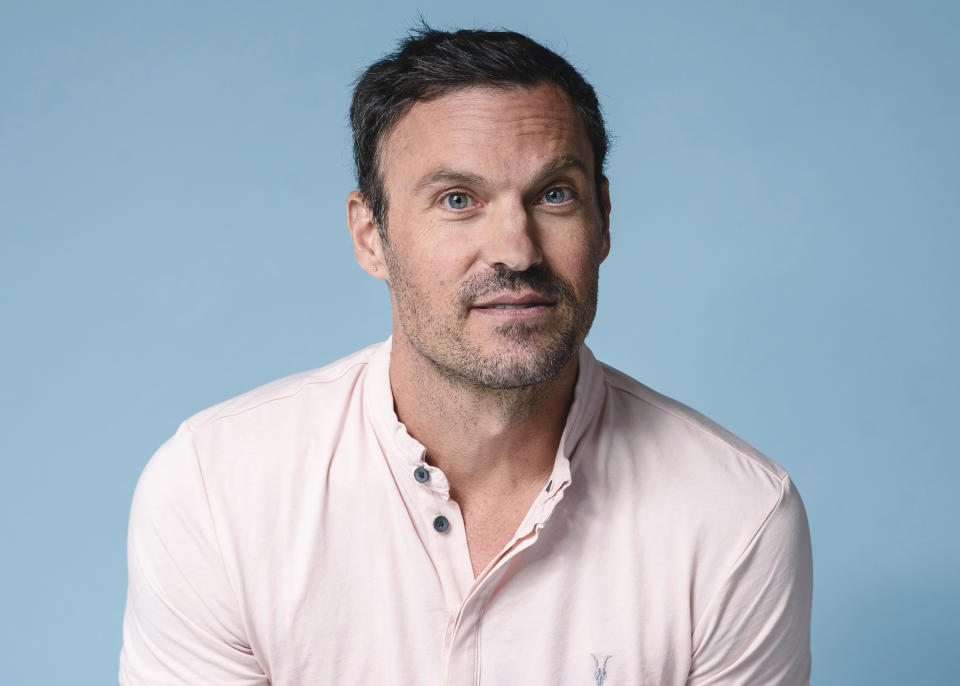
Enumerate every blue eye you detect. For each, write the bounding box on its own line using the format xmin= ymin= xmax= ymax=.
xmin=543 ymin=187 xmax=567 ymax=204
xmin=446 ymin=193 xmax=470 ymax=209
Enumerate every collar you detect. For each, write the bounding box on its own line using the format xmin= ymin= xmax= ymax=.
xmin=362 ymin=337 xmax=607 ymax=494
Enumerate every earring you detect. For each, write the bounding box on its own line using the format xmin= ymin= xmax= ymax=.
xmin=372 ymin=265 xmax=378 ymax=272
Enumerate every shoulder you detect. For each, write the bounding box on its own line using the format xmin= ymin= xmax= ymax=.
xmin=600 ymin=363 xmax=787 ymax=483
xmin=599 ymin=361 xmax=787 ymax=479
xmin=135 ymin=342 xmax=385 ymax=500
xmin=586 ymin=359 xmax=811 ymax=629
xmin=589 ymin=359 xmax=799 ymax=537
xmin=182 ymin=341 xmax=382 ymax=433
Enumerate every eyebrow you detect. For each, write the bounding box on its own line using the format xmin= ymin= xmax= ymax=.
xmin=413 ymin=170 xmax=487 ymax=194
xmin=538 ymin=155 xmax=589 ymax=180
xmin=412 ymin=154 xmax=590 ymax=194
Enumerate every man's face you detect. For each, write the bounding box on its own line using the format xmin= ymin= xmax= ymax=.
xmin=376 ymin=83 xmax=610 ymax=389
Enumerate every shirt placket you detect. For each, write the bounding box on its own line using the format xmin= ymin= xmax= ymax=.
xmin=380 ymin=439 xmax=576 ymax=685
xmin=442 ymin=464 xmax=573 ymax=686
xmin=412 ymin=458 xmax=476 ymax=614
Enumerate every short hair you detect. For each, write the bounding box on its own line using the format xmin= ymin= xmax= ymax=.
xmin=350 ymin=25 xmax=609 ymax=235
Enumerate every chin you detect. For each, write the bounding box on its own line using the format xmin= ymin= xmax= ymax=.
xmin=460 ymin=338 xmax=579 ymax=389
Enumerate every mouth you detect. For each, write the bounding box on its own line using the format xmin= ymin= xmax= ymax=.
xmin=470 ymin=293 xmax=555 ymax=310
xmin=468 ymin=292 xmax=557 ymax=322
xmin=474 ymin=303 xmax=551 ymax=310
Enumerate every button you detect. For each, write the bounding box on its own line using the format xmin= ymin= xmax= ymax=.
xmin=433 ymin=515 xmax=450 ymax=533
xmin=414 ymin=466 xmax=430 ymax=483
xmin=545 ymin=479 xmax=553 ymax=493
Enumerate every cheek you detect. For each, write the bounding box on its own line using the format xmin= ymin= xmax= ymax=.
xmin=422 ymin=247 xmax=478 ymax=293
xmin=389 ymin=246 xmax=465 ymax=304
xmin=548 ymin=238 xmax=603 ymax=277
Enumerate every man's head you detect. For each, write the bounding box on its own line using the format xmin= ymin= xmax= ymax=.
xmin=350 ymin=26 xmax=609 ymax=235
xmin=347 ymin=27 xmax=611 ymax=390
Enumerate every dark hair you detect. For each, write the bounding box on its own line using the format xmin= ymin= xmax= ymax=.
xmin=350 ymin=25 xmax=609 ymax=235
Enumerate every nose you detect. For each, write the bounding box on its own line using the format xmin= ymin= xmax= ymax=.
xmin=480 ymin=199 xmax=543 ymax=272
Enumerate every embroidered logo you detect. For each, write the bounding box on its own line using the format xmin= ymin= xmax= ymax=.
xmin=591 ymin=654 xmax=612 ymax=686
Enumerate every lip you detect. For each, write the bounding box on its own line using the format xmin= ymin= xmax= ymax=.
xmin=470 ymin=292 xmax=555 ymax=309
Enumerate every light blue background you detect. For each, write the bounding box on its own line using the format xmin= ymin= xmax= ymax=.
xmin=1 ymin=1 xmax=957 ymax=683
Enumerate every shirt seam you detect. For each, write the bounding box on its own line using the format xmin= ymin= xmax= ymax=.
xmin=186 ymin=358 xmax=372 ymax=429
xmin=689 ymin=472 xmax=789 ymax=654
xmin=602 ymin=369 xmax=783 ymax=482
xmin=474 ymin=603 xmax=486 ymax=686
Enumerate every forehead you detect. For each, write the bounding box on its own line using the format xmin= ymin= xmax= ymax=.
xmin=378 ymin=83 xmax=594 ymax=189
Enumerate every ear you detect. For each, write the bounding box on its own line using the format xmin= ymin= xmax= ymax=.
xmin=346 ymin=190 xmax=388 ymax=281
xmin=599 ymin=175 xmax=611 ymax=262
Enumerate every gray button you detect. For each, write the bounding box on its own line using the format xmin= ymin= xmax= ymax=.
xmin=545 ymin=479 xmax=553 ymax=493
xmin=433 ymin=515 xmax=450 ymax=533
xmin=414 ymin=466 xmax=430 ymax=483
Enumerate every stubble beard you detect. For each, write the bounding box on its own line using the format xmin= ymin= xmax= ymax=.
xmin=385 ymin=246 xmax=599 ymax=390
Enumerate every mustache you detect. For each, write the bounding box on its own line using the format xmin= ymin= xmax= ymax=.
xmin=457 ymin=265 xmax=574 ymax=306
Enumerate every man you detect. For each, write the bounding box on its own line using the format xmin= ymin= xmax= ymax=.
xmin=120 ymin=27 xmax=812 ymax=685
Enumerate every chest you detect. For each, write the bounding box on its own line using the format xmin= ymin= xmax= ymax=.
xmin=209 ymin=435 xmax=701 ymax=685
xmin=229 ymin=486 xmax=694 ymax=686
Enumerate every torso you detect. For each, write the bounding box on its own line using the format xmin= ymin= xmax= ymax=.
xmin=125 ymin=342 xmax=803 ymax=685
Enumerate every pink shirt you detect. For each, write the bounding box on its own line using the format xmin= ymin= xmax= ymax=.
xmin=120 ymin=340 xmax=812 ymax=685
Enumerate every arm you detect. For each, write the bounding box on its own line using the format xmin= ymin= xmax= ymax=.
xmin=686 ymin=475 xmax=813 ymax=685
xmin=119 ymin=424 xmax=268 ymax=685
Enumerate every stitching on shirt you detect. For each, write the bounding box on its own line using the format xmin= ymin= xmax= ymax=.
xmin=190 ymin=357 xmax=373 ymax=428
xmin=600 ymin=365 xmax=784 ymax=482
xmin=474 ymin=603 xmax=486 ymax=686
xmin=688 ymin=473 xmax=789 ymax=655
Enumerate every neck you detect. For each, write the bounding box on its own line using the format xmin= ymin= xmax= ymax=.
xmin=389 ymin=334 xmax=578 ymax=501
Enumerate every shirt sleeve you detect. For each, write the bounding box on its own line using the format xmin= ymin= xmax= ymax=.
xmin=686 ymin=475 xmax=813 ymax=686
xmin=119 ymin=423 xmax=269 ymax=685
